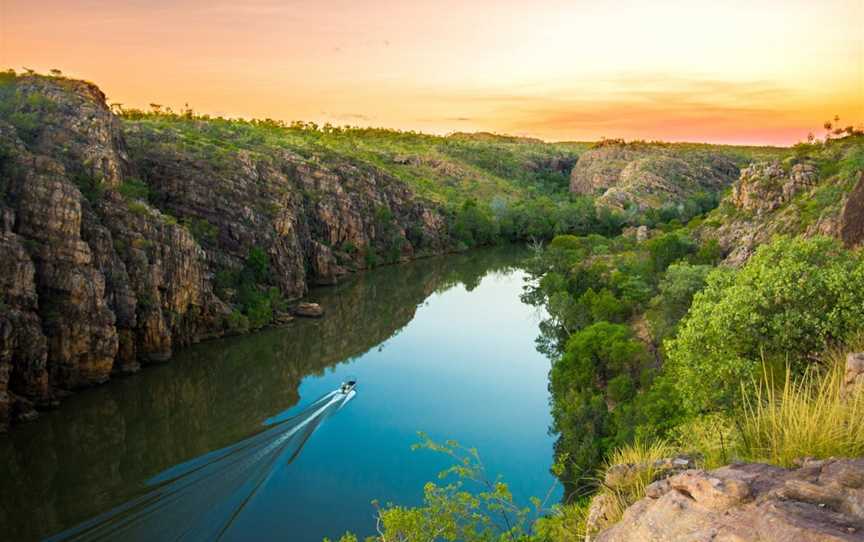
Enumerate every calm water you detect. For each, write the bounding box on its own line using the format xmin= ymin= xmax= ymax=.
xmin=0 ymin=248 xmax=559 ymax=541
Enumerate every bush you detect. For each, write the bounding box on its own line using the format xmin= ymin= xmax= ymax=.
xmin=118 ymin=178 xmax=150 ymax=200
xmin=646 ymin=262 xmax=712 ymax=344
xmin=552 ymin=322 xmax=648 ymax=394
xmin=182 ymin=217 xmax=219 ymax=245
xmin=645 ymin=232 xmax=695 ymax=273
xmin=667 ymin=236 xmax=864 ymax=413
xmin=225 ymin=310 xmax=250 ymax=334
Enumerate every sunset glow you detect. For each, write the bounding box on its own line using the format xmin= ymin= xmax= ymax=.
xmin=2 ymin=0 xmax=862 ymax=144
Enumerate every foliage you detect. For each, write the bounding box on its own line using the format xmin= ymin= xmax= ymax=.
xmin=646 ymin=262 xmax=712 ymax=344
xmin=216 ymin=247 xmax=285 ymax=330
xmin=0 ymin=70 xmax=55 ymax=145
xmin=343 ymin=433 xmax=557 ymax=542
xmin=118 ymin=178 xmax=150 ymax=200
xmin=181 ymin=217 xmax=219 ymax=245
xmin=667 ymin=236 xmax=864 ymax=413
xmin=71 ymin=171 xmax=105 ymax=204
xmin=670 ymin=412 xmax=739 ymax=470
xmin=549 ymin=323 xmax=650 ymax=489
xmin=644 ymin=232 xmax=695 ymax=273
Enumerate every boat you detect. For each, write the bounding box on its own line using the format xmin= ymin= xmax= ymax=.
xmin=340 ymin=380 xmax=357 ymax=394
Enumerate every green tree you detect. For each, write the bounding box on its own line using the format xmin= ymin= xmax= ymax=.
xmin=646 ymin=262 xmax=713 ymax=344
xmin=667 ymin=236 xmax=864 ymax=413
xmin=551 ymin=322 xmax=648 ymax=394
xmin=645 ymin=232 xmax=695 ymax=273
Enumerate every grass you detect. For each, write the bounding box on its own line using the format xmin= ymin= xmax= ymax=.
xmin=120 ymin=113 xmax=583 ymax=207
xmin=557 ymin=438 xmax=677 ymax=538
xmin=737 ymin=347 xmax=864 ymax=467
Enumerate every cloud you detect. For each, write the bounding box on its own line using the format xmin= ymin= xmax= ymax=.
xmin=432 ymin=74 xmax=809 ymax=143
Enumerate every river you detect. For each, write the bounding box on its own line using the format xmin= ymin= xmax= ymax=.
xmin=0 ymin=248 xmax=559 ymax=541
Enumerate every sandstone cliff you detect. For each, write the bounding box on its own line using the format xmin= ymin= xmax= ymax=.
xmin=595 ymin=459 xmax=864 ymax=541
xmin=569 ymin=141 xmax=749 ymax=210
xmin=697 ymin=136 xmax=864 ymax=266
xmin=0 ymin=74 xmax=451 ymax=430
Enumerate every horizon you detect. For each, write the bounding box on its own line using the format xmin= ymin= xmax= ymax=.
xmin=2 ymin=0 xmax=862 ymax=146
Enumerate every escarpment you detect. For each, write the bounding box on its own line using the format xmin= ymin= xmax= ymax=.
xmin=0 ymin=75 xmax=450 ymax=430
xmin=569 ymin=142 xmax=741 ymax=210
xmin=697 ymin=138 xmax=864 ymax=266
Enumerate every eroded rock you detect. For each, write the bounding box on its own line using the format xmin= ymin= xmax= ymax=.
xmin=596 ymin=459 xmax=864 ymax=542
xmin=293 ymin=302 xmax=324 ymax=318
xmin=0 ymin=74 xmax=451 ymax=430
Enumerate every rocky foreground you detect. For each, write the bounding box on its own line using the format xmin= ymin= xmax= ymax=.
xmin=596 ymin=459 xmax=864 ymax=541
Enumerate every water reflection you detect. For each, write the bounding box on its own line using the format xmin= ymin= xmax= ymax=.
xmin=0 ymin=248 xmax=525 ymax=541
xmin=49 ymin=389 xmax=356 ymax=542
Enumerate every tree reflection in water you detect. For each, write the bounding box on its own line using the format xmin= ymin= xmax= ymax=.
xmin=48 ymin=389 xmax=356 ymax=541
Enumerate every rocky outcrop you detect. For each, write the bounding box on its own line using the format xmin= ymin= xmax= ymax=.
xmin=699 ymin=161 xmax=859 ymax=266
xmin=292 ymin=302 xmax=324 ymax=318
xmin=840 ymin=173 xmax=864 ymax=248
xmin=731 ymin=161 xmax=818 ymax=214
xmin=0 ymin=75 xmax=451 ymax=430
xmin=843 ymin=353 xmax=864 ymax=398
xmin=569 ymin=143 xmax=740 ymax=210
xmin=596 ymin=459 xmax=864 ymax=541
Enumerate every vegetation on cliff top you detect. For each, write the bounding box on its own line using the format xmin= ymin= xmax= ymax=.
xmin=119 ymin=105 xmax=583 ymax=204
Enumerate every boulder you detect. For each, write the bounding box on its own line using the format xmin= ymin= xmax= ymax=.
xmin=596 ymin=459 xmax=864 ymax=541
xmin=843 ymin=353 xmax=864 ymax=398
xmin=841 ymin=173 xmax=864 ymax=248
xmin=293 ymin=302 xmax=324 ymax=318
xmin=731 ymin=161 xmax=818 ymax=214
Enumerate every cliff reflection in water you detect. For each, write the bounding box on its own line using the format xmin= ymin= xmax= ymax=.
xmin=47 ymin=389 xmax=356 ymax=542
xmin=0 ymin=248 xmax=524 ymax=541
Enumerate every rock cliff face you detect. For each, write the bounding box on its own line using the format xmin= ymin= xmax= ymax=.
xmin=700 ymin=161 xmax=862 ymax=266
xmin=731 ymin=161 xmax=819 ymax=214
xmin=596 ymin=459 xmax=864 ymax=541
xmin=569 ymin=143 xmax=741 ymax=209
xmin=0 ymin=75 xmax=450 ymax=430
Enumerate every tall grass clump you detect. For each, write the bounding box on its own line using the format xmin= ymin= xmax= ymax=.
xmin=588 ymin=439 xmax=675 ymax=533
xmin=738 ymin=346 xmax=864 ymax=467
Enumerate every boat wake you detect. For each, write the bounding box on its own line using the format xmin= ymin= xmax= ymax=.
xmin=47 ymin=387 xmax=357 ymax=541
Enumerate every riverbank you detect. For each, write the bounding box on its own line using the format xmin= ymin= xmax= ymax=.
xmin=0 ymin=247 xmax=557 ymax=541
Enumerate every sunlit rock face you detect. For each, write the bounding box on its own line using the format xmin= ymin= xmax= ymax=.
xmin=595 ymin=459 xmax=864 ymax=542
xmin=841 ymin=173 xmax=864 ymax=248
xmin=569 ymin=142 xmax=739 ymax=210
xmin=731 ymin=161 xmax=818 ymax=214
xmin=0 ymin=75 xmax=450 ymax=430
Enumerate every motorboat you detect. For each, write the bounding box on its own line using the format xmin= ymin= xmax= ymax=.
xmin=340 ymin=380 xmax=357 ymax=394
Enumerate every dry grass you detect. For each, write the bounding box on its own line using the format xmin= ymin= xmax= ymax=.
xmin=672 ymin=413 xmax=740 ymax=470
xmin=738 ymin=344 xmax=864 ymax=467
xmin=590 ymin=439 xmax=676 ymax=533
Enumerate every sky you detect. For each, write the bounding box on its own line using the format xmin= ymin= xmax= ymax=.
xmin=1 ymin=0 xmax=862 ymax=145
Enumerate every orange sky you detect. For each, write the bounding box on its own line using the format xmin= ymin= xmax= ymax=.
xmin=1 ymin=0 xmax=862 ymax=145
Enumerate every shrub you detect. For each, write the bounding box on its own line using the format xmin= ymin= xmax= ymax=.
xmin=181 ymin=217 xmax=219 ymax=245
xmin=127 ymin=200 xmax=150 ymax=215
xmin=667 ymin=236 xmax=864 ymax=413
xmin=118 ymin=178 xmax=150 ymax=200
xmin=225 ymin=310 xmax=250 ymax=334
xmin=646 ymin=262 xmax=712 ymax=344
xmin=645 ymin=232 xmax=695 ymax=273
xmin=72 ymin=171 xmax=104 ymax=203
xmin=552 ymin=322 xmax=648 ymax=394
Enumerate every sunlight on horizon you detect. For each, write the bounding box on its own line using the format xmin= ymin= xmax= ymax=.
xmin=2 ymin=0 xmax=861 ymax=145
